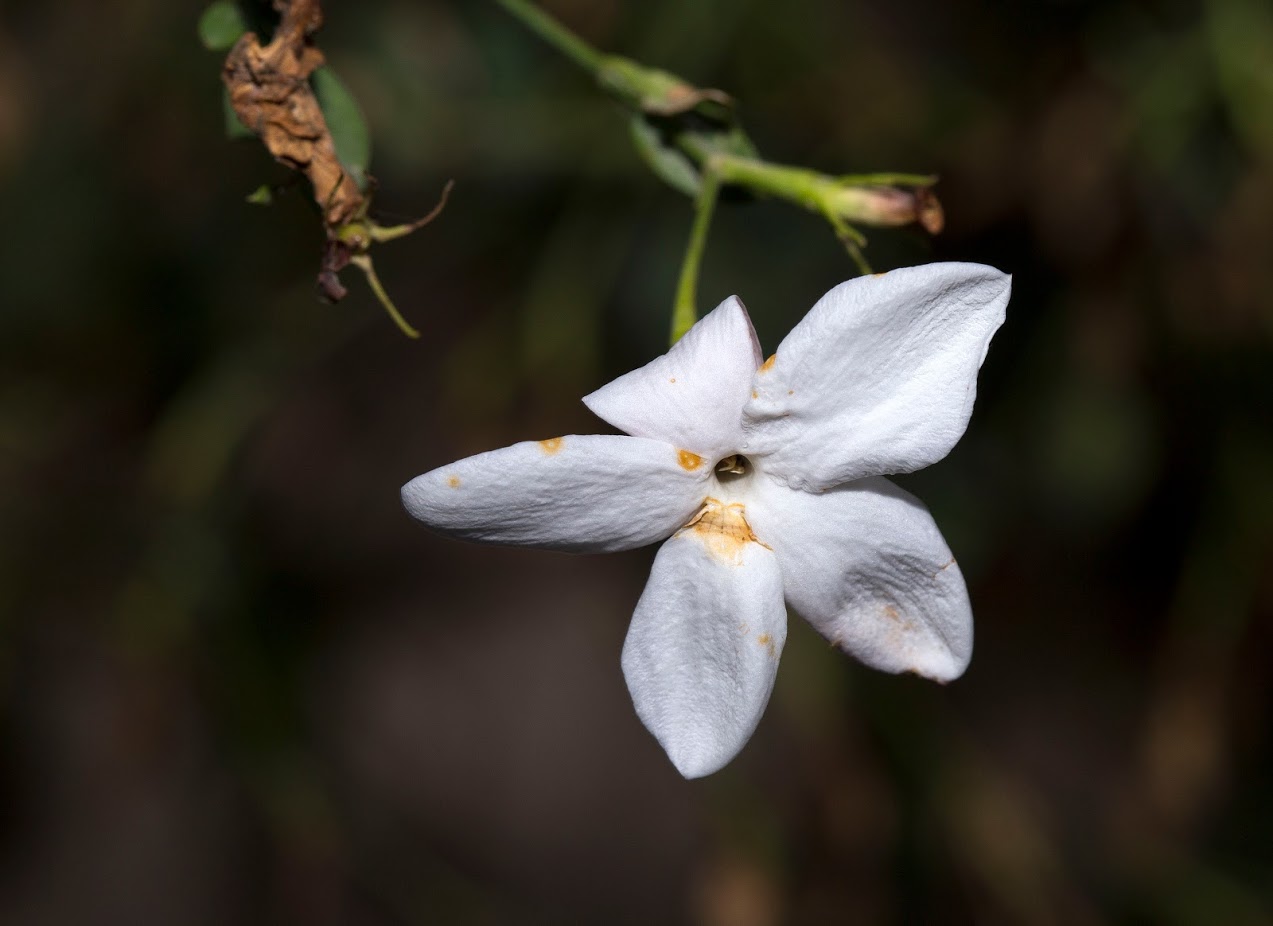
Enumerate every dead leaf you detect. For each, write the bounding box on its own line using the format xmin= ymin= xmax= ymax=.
xmin=222 ymin=0 xmax=363 ymax=228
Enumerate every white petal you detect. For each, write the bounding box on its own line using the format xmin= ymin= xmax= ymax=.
xmin=746 ymin=475 xmax=972 ymax=682
xmin=584 ymin=296 xmax=762 ymax=461
xmin=402 ymin=435 xmax=711 ymax=553
xmin=622 ymin=503 xmax=786 ymax=778
xmin=742 ymin=263 xmax=1010 ymax=490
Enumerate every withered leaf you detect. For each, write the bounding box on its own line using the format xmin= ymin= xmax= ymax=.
xmin=222 ymin=0 xmax=363 ymax=228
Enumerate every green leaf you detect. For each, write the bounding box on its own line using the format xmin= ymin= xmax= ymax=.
xmin=629 ymin=116 xmax=702 ymax=197
xmin=311 ymin=66 xmax=372 ymax=190
xmin=629 ymin=114 xmax=761 ymax=199
xmin=245 ymin=185 xmax=273 ymax=205
xmin=198 ymin=1 xmax=247 ymax=51
xmin=222 ymin=87 xmax=254 ymax=139
xmin=711 ymin=124 xmax=760 ymax=162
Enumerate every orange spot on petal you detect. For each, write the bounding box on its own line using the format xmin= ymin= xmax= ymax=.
xmin=446 ymin=475 xmax=461 ymax=489
xmin=677 ymin=497 xmax=766 ymax=564
xmin=538 ymin=437 xmax=564 ymax=455
xmin=677 ymin=449 xmax=704 ymax=471
xmin=759 ymin=354 xmax=777 ymax=372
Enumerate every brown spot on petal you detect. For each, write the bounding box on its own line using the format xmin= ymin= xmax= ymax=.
xmin=538 ymin=437 xmax=564 ymax=455
xmin=669 ymin=377 xmax=677 ymax=384
xmin=677 ymin=496 xmax=767 ymax=564
xmin=759 ymin=354 xmax=777 ymax=373
xmin=883 ymin=605 xmax=901 ymax=622
xmin=757 ymin=633 xmax=770 ymax=645
xmin=677 ymin=449 xmax=704 ymax=471
xmin=446 ymin=475 xmax=461 ymax=489
xmin=751 ymin=390 xmax=759 ymax=399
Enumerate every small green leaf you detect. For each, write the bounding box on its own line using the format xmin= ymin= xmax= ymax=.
xmin=222 ymin=87 xmax=254 ymax=139
xmin=311 ymin=66 xmax=371 ymax=190
xmin=198 ymin=1 xmax=247 ymax=51
xmin=629 ymin=116 xmax=701 ymax=197
xmin=245 ymin=185 xmax=273 ymax=205
xmin=629 ymin=114 xmax=761 ymax=199
xmin=712 ymin=124 xmax=760 ymax=162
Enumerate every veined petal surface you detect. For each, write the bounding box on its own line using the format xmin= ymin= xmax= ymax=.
xmin=402 ymin=435 xmax=710 ymax=553
xmin=622 ymin=504 xmax=786 ymax=778
xmin=742 ymin=263 xmax=1010 ymax=490
xmin=746 ymin=475 xmax=972 ymax=682
xmin=584 ymin=296 xmax=762 ymax=461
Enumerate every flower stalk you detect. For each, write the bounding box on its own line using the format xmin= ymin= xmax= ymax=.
xmin=672 ymin=167 xmax=722 ymax=344
xmin=495 ymin=0 xmax=945 ymax=338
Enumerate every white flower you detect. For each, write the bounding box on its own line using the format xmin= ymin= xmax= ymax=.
xmin=402 ymin=263 xmax=1010 ymax=778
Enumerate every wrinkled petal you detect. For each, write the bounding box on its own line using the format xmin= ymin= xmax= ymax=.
xmin=622 ymin=504 xmax=786 ymax=778
xmin=746 ymin=475 xmax=972 ymax=681
xmin=585 ymin=296 xmax=762 ymax=461
xmin=742 ymin=263 xmax=1010 ymax=490
xmin=402 ymin=434 xmax=711 ymax=553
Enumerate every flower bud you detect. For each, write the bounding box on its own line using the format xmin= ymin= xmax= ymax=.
xmin=829 ymin=184 xmax=944 ymax=234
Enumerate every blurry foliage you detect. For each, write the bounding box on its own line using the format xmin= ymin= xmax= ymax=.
xmin=0 ymin=0 xmax=1271 ymax=924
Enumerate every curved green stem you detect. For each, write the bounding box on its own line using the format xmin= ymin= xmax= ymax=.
xmin=496 ymin=0 xmax=938 ymax=316
xmin=350 ymin=254 xmax=421 ymax=339
xmin=671 ymin=165 xmax=721 ymax=344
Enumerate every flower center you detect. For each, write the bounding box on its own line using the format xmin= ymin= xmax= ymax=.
xmin=714 ymin=453 xmax=751 ymax=482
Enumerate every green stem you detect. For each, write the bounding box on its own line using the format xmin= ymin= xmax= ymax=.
xmin=350 ymin=255 xmax=421 ymax=339
xmin=678 ymin=135 xmax=838 ymax=217
xmin=838 ymin=171 xmax=938 ymax=187
xmin=495 ymin=0 xmax=937 ymax=300
xmin=677 ymin=136 xmax=915 ymax=252
xmin=494 ymin=0 xmax=604 ymax=75
xmin=671 ymin=165 xmax=722 ymax=344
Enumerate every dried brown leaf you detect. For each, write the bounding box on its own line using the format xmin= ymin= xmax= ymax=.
xmin=222 ymin=0 xmax=363 ymax=228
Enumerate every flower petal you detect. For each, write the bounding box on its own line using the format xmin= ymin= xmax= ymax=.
xmin=584 ymin=296 xmax=762 ymax=461
xmin=742 ymin=263 xmax=1010 ymax=490
xmin=622 ymin=503 xmax=786 ymax=778
xmin=746 ymin=475 xmax=972 ymax=682
xmin=402 ymin=435 xmax=711 ymax=553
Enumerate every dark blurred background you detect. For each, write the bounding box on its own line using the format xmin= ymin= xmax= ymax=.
xmin=2 ymin=0 xmax=1271 ymax=922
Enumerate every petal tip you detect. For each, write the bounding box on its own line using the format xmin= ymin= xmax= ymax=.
xmin=907 ymin=643 xmax=971 ymax=684
xmin=580 ymin=385 xmax=603 ymax=414
xmin=401 ymin=471 xmax=452 ymax=525
xmin=663 ymin=737 xmax=733 ymax=779
xmin=399 ymin=474 xmax=431 ymax=520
